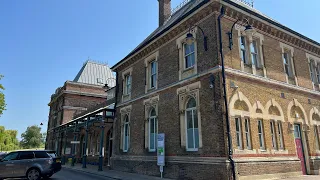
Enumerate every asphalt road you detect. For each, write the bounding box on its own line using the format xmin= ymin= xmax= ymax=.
xmin=6 ymin=168 xmax=115 ymax=180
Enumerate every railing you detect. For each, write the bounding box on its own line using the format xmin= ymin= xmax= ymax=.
xmin=235 ymin=0 xmax=254 ymax=8
xmin=171 ymin=0 xmax=192 ymax=15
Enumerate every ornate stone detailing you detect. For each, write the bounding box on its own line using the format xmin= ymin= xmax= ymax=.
xmin=120 ymin=105 xmax=132 ymax=115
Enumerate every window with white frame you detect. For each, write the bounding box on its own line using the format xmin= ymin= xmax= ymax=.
xmin=185 ymin=97 xmax=199 ymax=151
xmin=314 ymin=126 xmax=320 ymax=150
xmin=250 ymin=40 xmax=259 ymax=67
xmin=309 ymin=60 xmax=316 ymax=83
xmin=184 ymin=43 xmax=195 ymax=69
xmin=150 ymin=61 xmax=157 ymax=89
xmin=283 ymin=51 xmax=294 ymax=78
xmin=235 ymin=117 xmax=242 ymax=149
xmin=277 ymin=121 xmax=284 ymax=149
xmin=124 ymin=75 xmax=132 ymax=95
xmin=244 ymin=118 xmax=251 ymax=149
xmin=240 ymin=36 xmax=248 ymax=64
xmin=123 ymin=115 xmax=130 ymax=152
xmin=148 ymin=108 xmax=157 ymax=152
xmin=270 ymin=120 xmax=277 ymax=150
xmin=257 ymin=120 xmax=265 ymax=149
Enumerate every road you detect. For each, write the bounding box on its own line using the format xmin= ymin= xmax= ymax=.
xmin=7 ymin=168 xmax=115 ymax=180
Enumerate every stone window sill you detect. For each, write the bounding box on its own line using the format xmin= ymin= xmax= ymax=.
xmin=183 ymin=66 xmax=195 ymax=72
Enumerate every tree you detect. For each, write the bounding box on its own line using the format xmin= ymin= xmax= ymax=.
xmin=20 ymin=125 xmax=44 ymax=149
xmin=0 ymin=74 xmax=6 ymax=116
xmin=0 ymin=126 xmax=20 ymax=151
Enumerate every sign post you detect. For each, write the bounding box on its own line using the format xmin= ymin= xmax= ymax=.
xmin=157 ymin=133 xmax=165 ymax=178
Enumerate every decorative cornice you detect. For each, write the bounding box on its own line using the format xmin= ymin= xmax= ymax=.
xmin=221 ymin=0 xmax=320 ymax=56
xmin=113 ymin=0 xmax=320 ymax=73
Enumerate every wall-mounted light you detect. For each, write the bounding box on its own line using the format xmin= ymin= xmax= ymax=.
xmin=230 ymin=81 xmax=239 ymax=90
xmin=227 ymin=19 xmax=256 ymax=50
xmin=185 ymin=25 xmax=208 ymax=51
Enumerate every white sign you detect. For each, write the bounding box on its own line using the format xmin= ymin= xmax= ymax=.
xmin=65 ymin=148 xmax=71 ymax=155
xmin=157 ymin=133 xmax=165 ymax=166
xmin=71 ymin=141 xmax=80 ymax=144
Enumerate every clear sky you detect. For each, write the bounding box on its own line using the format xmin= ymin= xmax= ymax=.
xmin=0 ymin=0 xmax=319 ymax=139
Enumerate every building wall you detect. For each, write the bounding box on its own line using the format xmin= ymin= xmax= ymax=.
xmin=111 ymin=1 xmax=320 ymax=179
xmin=112 ymin=12 xmax=231 ymax=179
xmin=220 ymin=14 xmax=320 ymax=178
xmin=46 ymin=82 xmax=107 ymax=150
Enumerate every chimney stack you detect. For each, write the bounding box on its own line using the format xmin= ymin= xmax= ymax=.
xmin=158 ymin=0 xmax=171 ymax=26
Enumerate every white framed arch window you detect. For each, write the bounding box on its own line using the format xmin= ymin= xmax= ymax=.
xmin=123 ymin=115 xmax=130 ymax=152
xmin=185 ymin=97 xmax=199 ymax=151
xmin=177 ymin=82 xmax=202 ymax=151
xmin=148 ymin=108 xmax=158 ymax=152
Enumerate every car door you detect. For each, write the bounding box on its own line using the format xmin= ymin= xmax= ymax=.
xmin=0 ymin=152 xmax=19 ymax=178
xmin=14 ymin=151 xmax=35 ymax=176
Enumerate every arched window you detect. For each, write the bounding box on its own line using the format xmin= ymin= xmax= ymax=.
xmin=123 ymin=115 xmax=130 ymax=152
xmin=185 ymin=97 xmax=199 ymax=151
xmin=149 ymin=108 xmax=157 ymax=152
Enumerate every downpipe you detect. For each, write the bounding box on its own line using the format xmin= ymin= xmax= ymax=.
xmin=218 ymin=6 xmax=236 ymax=180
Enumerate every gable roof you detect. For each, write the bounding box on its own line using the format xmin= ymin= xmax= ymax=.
xmin=111 ymin=0 xmax=320 ymax=71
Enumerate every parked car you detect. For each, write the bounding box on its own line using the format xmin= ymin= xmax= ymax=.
xmin=0 ymin=152 xmax=7 ymax=161
xmin=0 ymin=150 xmax=61 ymax=180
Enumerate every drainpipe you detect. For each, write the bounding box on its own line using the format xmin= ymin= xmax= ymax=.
xmin=108 ymin=71 xmax=118 ymax=168
xmin=218 ymin=6 xmax=236 ymax=180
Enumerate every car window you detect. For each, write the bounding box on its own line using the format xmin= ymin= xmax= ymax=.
xmin=34 ymin=151 xmax=49 ymax=158
xmin=47 ymin=152 xmax=57 ymax=158
xmin=19 ymin=151 xmax=35 ymax=160
xmin=3 ymin=152 xmax=19 ymax=161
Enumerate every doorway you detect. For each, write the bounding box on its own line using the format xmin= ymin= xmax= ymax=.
xmin=294 ymin=124 xmax=307 ymax=175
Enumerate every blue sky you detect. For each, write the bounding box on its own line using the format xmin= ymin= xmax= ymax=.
xmin=0 ymin=0 xmax=319 ymax=139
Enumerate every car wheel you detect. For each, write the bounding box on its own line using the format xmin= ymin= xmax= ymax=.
xmin=26 ymin=168 xmax=41 ymax=180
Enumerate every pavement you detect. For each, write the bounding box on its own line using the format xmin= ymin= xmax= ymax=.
xmin=274 ymin=175 xmax=320 ymax=180
xmin=61 ymin=164 xmax=171 ymax=180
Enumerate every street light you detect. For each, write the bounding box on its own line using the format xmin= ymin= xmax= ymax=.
xmin=185 ymin=25 xmax=208 ymax=51
xmin=227 ymin=18 xmax=256 ymax=50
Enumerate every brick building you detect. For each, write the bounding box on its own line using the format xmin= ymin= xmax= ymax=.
xmin=46 ymin=61 xmax=115 ymax=153
xmin=110 ymin=0 xmax=320 ymax=179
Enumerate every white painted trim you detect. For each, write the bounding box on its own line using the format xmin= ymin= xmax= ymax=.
xmin=287 ymin=99 xmax=309 ymax=125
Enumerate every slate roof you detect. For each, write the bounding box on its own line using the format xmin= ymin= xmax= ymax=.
xmin=111 ymin=0 xmax=210 ymax=70
xmin=73 ymin=61 xmax=116 ymax=87
xmin=111 ymin=0 xmax=320 ymax=70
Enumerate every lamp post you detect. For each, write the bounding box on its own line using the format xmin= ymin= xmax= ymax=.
xmin=185 ymin=25 xmax=208 ymax=51
xmin=218 ymin=6 xmax=255 ymax=180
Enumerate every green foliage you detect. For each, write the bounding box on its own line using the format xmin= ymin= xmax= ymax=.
xmin=0 ymin=126 xmax=20 ymax=151
xmin=0 ymin=74 xmax=6 ymax=116
xmin=20 ymin=125 xmax=45 ymax=149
